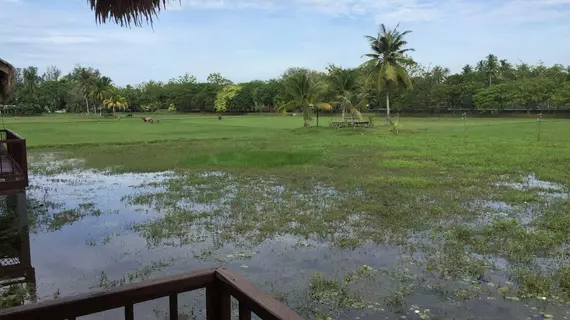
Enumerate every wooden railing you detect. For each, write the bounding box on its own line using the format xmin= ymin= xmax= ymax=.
xmin=0 ymin=267 xmax=304 ymax=320
xmin=0 ymin=129 xmax=28 ymax=193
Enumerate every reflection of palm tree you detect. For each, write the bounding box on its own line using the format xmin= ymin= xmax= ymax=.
xmin=282 ymin=71 xmax=331 ymax=127
xmin=363 ymin=24 xmax=415 ymax=123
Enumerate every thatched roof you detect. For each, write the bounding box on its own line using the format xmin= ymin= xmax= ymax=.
xmin=0 ymin=58 xmax=15 ymax=102
xmin=88 ymin=0 xmax=175 ymax=26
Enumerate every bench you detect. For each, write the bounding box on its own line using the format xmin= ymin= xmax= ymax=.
xmin=331 ymin=120 xmax=370 ymax=129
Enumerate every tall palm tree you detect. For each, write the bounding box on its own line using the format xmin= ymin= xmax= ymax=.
xmin=362 ymin=24 xmax=415 ymax=123
xmin=103 ymin=94 xmax=127 ymax=116
xmin=91 ymin=77 xmax=113 ymax=115
xmin=282 ymin=71 xmax=331 ymax=127
xmin=76 ymin=68 xmax=95 ymax=115
xmin=485 ymin=54 xmax=499 ymax=86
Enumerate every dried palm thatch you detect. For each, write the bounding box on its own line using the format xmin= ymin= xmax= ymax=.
xmin=88 ymin=0 xmax=177 ymax=26
xmin=0 ymin=58 xmax=15 ymax=102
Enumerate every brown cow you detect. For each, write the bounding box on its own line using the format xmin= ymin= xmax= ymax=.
xmin=142 ymin=117 xmax=153 ymax=123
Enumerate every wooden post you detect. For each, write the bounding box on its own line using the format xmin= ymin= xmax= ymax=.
xmin=206 ymin=280 xmax=230 ymax=320
xmin=537 ymin=112 xmax=543 ymax=142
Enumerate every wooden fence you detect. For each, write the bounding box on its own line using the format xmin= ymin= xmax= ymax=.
xmin=0 ymin=267 xmax=304 ymax=320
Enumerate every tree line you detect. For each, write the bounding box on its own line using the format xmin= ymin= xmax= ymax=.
xmin=4 ymin=24 xmax=570 ymax=123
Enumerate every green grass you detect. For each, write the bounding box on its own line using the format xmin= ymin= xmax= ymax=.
xmin=10 ymin=113 xmax=570 ymax=317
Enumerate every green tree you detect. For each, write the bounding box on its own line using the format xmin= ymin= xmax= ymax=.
xmin=91 ymin=77 xmax=113 ymax=115
xmin=215 ymin=84 xmax=242 ymax=113
xmin=281 ymin=70 xmax=330 ymax=127
xmin=473 ymin=83 xmax=510 ymax=111
xmin=69 ymin=65 xmax=100 ymax=115
xmin=21 ymin=66 xmax=41 ymax=100
xmin=485 ymin=54 xmax=499 ymax=86
xmin=326 ymin=65 xmax=366 ymax=120
xmin=362 ymin=24 xmax=415 ymax=123
xmin=207 ymin=73 xmax=232 ymax=86
xmin=103 ymin=94 xmax=127 ymax=115
xmin=552 ymin=82 xmax=570 ymax=109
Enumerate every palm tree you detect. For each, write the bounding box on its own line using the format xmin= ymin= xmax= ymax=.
xmin=485 ymin=54 xmax=499 ymax=86
xmin=76 ymin=68 xmax=94 ymax=114
xmin=362 ymin=24 xmax=415 ymax=123
xmin=91 ymin=77 xmax=113 ymax=115
xmin=475 ymin=60 xmax=486 ymax=73
xmin=326 ymin=65 xmax=366 ymax=121
xmin=462 ymin=64 xmax=473 ymax=75
xmin=282 ymin=71 xmax=331 ymax=127
xmin=430 ymin=65 xmax=450 ymax=85
xmin=22 ymin=67 xmax=40 ymax=97
xmin=103 ymin=94 xmax=127 ymax=116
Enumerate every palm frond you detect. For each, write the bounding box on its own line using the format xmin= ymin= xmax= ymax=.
xmin=315 ymin=102 xmax=332 ymax=111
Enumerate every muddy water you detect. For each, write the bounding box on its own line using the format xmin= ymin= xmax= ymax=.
xmin=12 ymin=167 xmax=570 ymax=320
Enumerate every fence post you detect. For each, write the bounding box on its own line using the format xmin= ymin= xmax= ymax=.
xmin=206 ymin=279 xmax=231 ymax=320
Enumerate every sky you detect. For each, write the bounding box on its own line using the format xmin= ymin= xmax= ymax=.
xmin=1 ymin=0 xmax=570 ymax=86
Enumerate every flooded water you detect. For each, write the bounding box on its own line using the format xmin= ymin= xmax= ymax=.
xmin=3 ymin=162 xmax=569 ymax=319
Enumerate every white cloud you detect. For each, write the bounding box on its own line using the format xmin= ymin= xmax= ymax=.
xmin=1 ymin=0 xmax=569 ymax=85
xmin=167 ymin=0 xmax=570 ymax=24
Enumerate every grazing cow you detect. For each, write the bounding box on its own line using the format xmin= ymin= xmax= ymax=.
xmin=125 ymin=114 xmax=133 ymax=118
xmin=142 ymin=117 xmax=153 ymax=123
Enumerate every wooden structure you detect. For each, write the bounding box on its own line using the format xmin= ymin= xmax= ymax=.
xmin=0 ymin=58 xmax=15 ymax=102
xmin=0 ymin=125 xmax=34 ymax=306
xmin=0 ymin=267 xmax=304 ymax=320
xmin=0 ymin=129 xmax=29 ymax=193
xmin=0 ymin=191 xmax=35 ymax=292
xmin=331 ymin=118 xmax=372 ymax=129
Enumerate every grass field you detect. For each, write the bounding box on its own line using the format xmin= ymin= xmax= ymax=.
xmin=4 ymin=114 xmax=570 ymax=319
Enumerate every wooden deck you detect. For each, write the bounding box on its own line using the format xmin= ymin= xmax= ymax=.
xmin=0 ymin=267 xmax=304 ymax=320
xmin=0 ymin=129 xmax=28 ymax=194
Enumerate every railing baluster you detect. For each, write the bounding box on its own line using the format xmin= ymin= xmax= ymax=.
xmin=169 ymin=294 xmax=178 ymax=320
xmin=239 ymin=301 xmax=251 ymax=320
xmin=206 ymin=281 xmax=230 ymax=320
xmin=125 ymin=304 xmax=134 ymax=320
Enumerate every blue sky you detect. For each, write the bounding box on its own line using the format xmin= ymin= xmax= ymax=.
xmin=1 ymin=0 xmax=570 ymax=86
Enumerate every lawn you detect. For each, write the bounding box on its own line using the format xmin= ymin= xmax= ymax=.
xmin=5 ymin=114 xmax=570 ymax=319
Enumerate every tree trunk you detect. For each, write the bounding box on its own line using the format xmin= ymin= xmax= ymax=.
xmin=342 ymin=106 xmax=345 ymax=122
xmin=303 ymin=101 xmax=310 ymax=127
xmin=85 ymin=97 xmax=90 ymax=115
xmin=488 ymin=75 xmax=492 ymax=87
xmin=100 ymin=103 xmax=103 ymax=116
xmin=386 ymin=91 xmax=391 ymax=124
xmin=113 ymin=106 xmax=116 ymax=116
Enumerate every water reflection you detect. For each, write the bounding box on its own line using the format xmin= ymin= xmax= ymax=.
xmin=0 ymin=191 xmax=37 ymax=307
xmin=1 ymin=168 xmax=568 ymax=320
